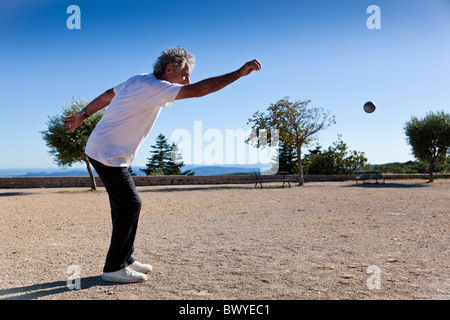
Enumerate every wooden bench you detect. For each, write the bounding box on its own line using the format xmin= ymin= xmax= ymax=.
xmin=254 ymin=172 xmax=297 ymax=188
xmin=354 ymin=170 xmax=385 ymax=184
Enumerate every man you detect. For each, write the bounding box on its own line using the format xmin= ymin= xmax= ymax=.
xmin=63 ymin=47 xmax=261 ymax=283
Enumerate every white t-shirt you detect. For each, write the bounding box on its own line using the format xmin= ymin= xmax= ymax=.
xmin=85 ymin=74 xmax=182 ymax=167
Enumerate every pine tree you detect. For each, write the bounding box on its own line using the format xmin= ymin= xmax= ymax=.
xmin=278 ymin=141 xmax=297 ymax=174
xmin=141 ymin=134 xmax=193 ymax=175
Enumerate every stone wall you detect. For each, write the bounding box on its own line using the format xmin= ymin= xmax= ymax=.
xmin=0 ymin=173 xmax=448 ymax=189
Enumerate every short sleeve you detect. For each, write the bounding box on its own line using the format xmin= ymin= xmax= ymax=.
xmin=113 ymin=81 xmax=126 ymax=95
xmin=145 ymin=80 xmax=182 ymax=108
xmin=111 ymin=74 xmax=182 ymax=109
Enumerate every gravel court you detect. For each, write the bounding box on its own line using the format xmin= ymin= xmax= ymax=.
xmin=0 ymin=179 xmax=448 ymax=300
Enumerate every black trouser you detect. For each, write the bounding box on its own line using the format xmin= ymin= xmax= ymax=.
xmin=89 ymin=157 xmax=142 ymax=273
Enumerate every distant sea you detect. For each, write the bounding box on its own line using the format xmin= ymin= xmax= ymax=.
xmin=0 ymin=164 xmax=266 ymax=177
xmin=0 ymin=168 xmax=97 ymax=177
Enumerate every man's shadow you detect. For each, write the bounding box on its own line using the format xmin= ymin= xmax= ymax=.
xmin=0 ymin=276 xmax=115 ymax=300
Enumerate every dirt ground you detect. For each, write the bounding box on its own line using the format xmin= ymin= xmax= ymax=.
xmin=0 ymin=179 xmax=448 ymax=300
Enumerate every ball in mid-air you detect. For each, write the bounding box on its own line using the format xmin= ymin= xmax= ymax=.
xmin=364 ymin=101 xmax=376 ymax=113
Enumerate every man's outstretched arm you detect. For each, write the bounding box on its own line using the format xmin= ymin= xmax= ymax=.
xmin=175 ymin=59 xmax=261 ymax=100
xmin=63 ymin=88 xmax=115 ymax=133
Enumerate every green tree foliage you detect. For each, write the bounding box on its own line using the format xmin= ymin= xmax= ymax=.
xmin=141 ymin=134 xmax=193 ymax=176
xmin=404 ymin=111 xmax=450 ymax=182
xmin=302 ymin=135 xmax=371 ymax=174
xmin=247 ymin=97 xmax=335 ymax=185
xmin=277 ymin=141 xmax=297 ymax=174
xmin=374 ymin=160 xmax=450 ymax=174
xmin=40 ymin=98 xmax=104 ymax=190
xmin=128 ymin=166 xmax=137 ymax=176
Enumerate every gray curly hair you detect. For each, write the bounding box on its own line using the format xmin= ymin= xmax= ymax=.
xmin=153 ymin=47 xmax=195 ymax=78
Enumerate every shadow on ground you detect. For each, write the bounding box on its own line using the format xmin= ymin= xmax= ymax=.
xmin=0 ymin=276 xmax=119 ymax=300
xmin=345 ymin=181 xmax=429 ymax=189
xmin=138 ymin=185 xmax=260 ymax=193
xmin=0 ymin=192 xmax=32 ymax=197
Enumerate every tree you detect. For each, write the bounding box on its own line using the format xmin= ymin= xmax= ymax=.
xmin=278 ymin=140 xmax=297 ymax=174
xmin=247 ymin=97 xmax=335 ymax=185
xmin=41 ymin=98 xmax=104 ymax=190
xmin=302 ymin=135 xmax=370 ymax=174
xmin=404 ymin=111 xmax=450 ymax=182
xmin=374 ymin=161 xmax=429 ymax=174
xmin=141 ymin=134 xmax=193 ymax=176
xmin=128 ymin=166 xmax=137 ymax=176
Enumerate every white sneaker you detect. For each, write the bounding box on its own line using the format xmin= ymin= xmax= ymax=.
xmin=102 ymin=267 xmax=147 ymax=283
xmin=129 ymin=261 xmax=153 ymax=274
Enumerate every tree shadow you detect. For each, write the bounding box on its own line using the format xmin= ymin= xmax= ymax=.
xmin=138 ymin=185 xmax=256 ymax=193
xmin=345 ymin=181 xmax=429 ymax=189
xmin=0 ymin=192 xmax=32 ymax=197
xmin=0 ymin=276 xmax=118 ymax=300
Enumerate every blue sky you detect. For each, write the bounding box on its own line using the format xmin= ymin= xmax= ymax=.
xmin=0 ymin=0 xmax=449 ymax=169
